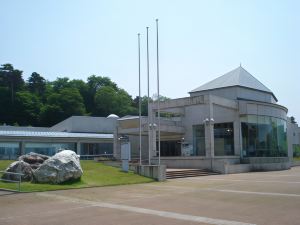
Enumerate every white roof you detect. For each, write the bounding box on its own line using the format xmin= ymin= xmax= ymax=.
xmin=190 ymin=66 xmax=275 ymax=98
xmin=0 ymin=130 xmax=113 ymax=139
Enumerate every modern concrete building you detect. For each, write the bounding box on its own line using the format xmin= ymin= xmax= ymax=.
xmin=116 ymin=66 xmax=295 ymax=173
xmin=0 ymin=66 xmax=298 ymax=173
xmin=288 ymin=120 xmax=300 ymax=157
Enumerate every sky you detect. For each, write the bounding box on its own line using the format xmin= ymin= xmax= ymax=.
xmin=1 ymin=0 xmax=299 ymax=120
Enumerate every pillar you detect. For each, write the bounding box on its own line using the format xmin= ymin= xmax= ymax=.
xmin=19 ymin=141 xmax=25 ymax=156
xmin=76 ymin=142 xmax=81 ymax=155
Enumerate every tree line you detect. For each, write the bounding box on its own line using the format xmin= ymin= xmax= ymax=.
xmin=0 ymin=63 xmax=157 ymax=127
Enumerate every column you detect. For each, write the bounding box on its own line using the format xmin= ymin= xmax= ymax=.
xmin=76 ymin=142 xmax=81 ymax=155
xmin=113 ymin=128 xmax=119 ymax=159
xmin=19 ymin=141 xmax=25 ymax=156
xmin=233 ymin=120 xmax=241 ymax=156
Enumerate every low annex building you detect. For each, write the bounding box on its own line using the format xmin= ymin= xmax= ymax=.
xmin=0 ymin=116 xmax=117 ymax=159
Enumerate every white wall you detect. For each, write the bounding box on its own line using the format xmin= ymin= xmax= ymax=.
xmin=190 ymin=86 xmax=276 ymax=103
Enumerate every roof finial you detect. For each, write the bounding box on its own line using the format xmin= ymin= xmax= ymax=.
xmin=240 ymin=62 xmax=242 ymax=67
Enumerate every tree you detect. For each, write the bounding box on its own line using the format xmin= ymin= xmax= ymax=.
xmin=133 ymin=96 xmax=151 ymax=116
xmin=69 ymin=79 xmax=90 ymax=113
xmin=0 ymin=86 xmax=12 ymax=124
xmin=87 ymin=75 xmax=118 ymax=113
xmin=0 ymin=63 xmax=24 ymax=104
xmin=27 ymin=72 xmax=46 ymax=97
xmin=51 ymin=77 xmax=71 ymax=92
xmin=14 ymin=91 xmax=42 ymax=126
xmin=39 ymin=88 xmax=86 ymax=126
xmin=39 ymin=104 xmax=65 ymax=127
xmin=87 ymin=75 xmax=118 ymax=92
xmin=94 ymin=86 xmax=135 ymax=117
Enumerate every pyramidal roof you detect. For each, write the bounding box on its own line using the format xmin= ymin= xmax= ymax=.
xmin=190 ymin=66 xmax=277 ymax=100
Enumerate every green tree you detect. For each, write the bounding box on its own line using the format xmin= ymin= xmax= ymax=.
xmin=27 ymin=72 xmax=46 ymax=97
xmin=133 ymin=96 xmax=151 ymax=116
xmin=69 ymin=79 xmax=90 ymax=113
xmin=40 ymin=88 xmax=86 ymax=126
xmin=39 ymin=105 xmax=64 ymax=127
xmin=0 ymin=86 xmax=12 ymax=124
xmin=87 ymin=75 xmax=118 ymax=113
xmin=52 ymin=77 xmax=71 ymax=92
xmin=0 ymin=63 xmax=24 ymax=104
xmin=94 ymin=86 xmax=135 ymax=117
xmin=14 ymin=91 xmax=42 ymax=126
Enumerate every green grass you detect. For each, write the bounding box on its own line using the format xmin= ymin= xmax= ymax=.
xmin=0 ymin=160 xmax=154 ymax=192
xmin=294 ymin=157 xmax=300 ymax=161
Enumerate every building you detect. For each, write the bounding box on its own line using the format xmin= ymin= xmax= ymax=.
xmin=0 ymin=66 xmax=298 ymax=173
xmin=116 ymin=66 xmax=295 ymax=173
xmin=0 ymin=116 xmax=117 ymax=159
xmin=289 ymin=120 xmax=300 ymax=157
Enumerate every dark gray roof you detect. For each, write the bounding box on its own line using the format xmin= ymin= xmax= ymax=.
xmin=190 ymin=66 xmax=276 ymax=99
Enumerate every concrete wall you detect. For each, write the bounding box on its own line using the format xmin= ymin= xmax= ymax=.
xmin=289 ymin=122 xmax=300 ymax=145
xmin=238 ymin=101 xmax=287 ymax=120
xmin=52 ymin=116 xmax=117 ymax=133
xmin=182 ymin=104 xmax=210 ymax=147
xmin=152 ymin=156 xmax=240 ymax=169
xmin=190 ymin=86 xmax=276 ymax=103
xmin=134 ymin=165 xmax=166 ymax=181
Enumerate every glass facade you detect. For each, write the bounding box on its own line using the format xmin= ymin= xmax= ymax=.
xmin=193 ymin=125 xmax=205 ymax=156
xmin=241 ymin=115 xmax=287 ymax=157
xmin=80 ymin=143 xmax=113 ymax=155
xmin=214 ymin=123 xmax=234 ymax=156
xmin=0 ymin=142 xmax=20 ymax=159
xmin=25 ymin=142 xmax=76 ymax=156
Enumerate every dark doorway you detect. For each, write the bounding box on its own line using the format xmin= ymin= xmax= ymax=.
xmin=157 ymin=140 xmax=181 ymax=156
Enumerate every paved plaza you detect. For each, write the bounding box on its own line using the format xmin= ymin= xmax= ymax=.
xmin=1 ymin=167 xmax=300 ymax=225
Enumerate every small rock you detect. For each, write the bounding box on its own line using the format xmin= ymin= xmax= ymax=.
xmin=19 ymin=152 xmax=49 ymax=165
xmin=2 ymin=161 xmax=33 ymax=182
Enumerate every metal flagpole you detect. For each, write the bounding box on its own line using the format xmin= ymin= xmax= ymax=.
xmin=146 ymin=27 xmax=151 ymax=165
xmin=156 ymin=19 xmax=161 ymax=165
xmin=138 ymin=33 xmax=142 ymax=166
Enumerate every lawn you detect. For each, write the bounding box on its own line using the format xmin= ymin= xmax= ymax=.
xmin=0 ymin=160 xmax=154 ymax=192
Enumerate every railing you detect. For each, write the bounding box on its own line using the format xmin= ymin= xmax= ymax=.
xmin=0 ymin=171 xmax=24 ymax=192
xmin=80 ymin=154 xmax=114 ymax=160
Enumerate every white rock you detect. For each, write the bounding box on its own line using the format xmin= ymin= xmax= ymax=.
xmin=33 ymin=150 xmax=83 ymax=184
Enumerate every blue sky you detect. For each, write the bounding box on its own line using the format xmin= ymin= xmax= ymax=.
xmin=1 ymin=0 xmax=299 ymax=120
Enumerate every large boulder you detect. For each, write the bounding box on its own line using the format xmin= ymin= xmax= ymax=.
xmin=33 ymin=150 xmax=83 ymax=184
xmin=2 ymin=161 xmax=33 ymax=182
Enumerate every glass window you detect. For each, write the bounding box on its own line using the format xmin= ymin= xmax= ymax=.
xmin=80 ymin=143 xmax=113 ymax=155
xmin=214 ymin=123 xmax=234 ymax=156
xmin=25 ymin=142 xmax=76 ymax=156
xmin=241 ymin=115 xmax=287 ymax=157
xmin=193 ymin=125 xmax=205 ymax=156
xmin=0 ymin=142 xmax=20 ymax=160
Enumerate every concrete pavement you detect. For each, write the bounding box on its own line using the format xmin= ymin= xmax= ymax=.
xmin=1 ymin=167 xmax=300 ymax=225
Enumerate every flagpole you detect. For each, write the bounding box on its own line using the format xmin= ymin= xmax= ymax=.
xmin=146 ymin=27 xmax=151 ymax=165
xmin=138 ymin=33 xmax=142 ymax=166
xmin=156 ymin=19 xmax=161 ymax=165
